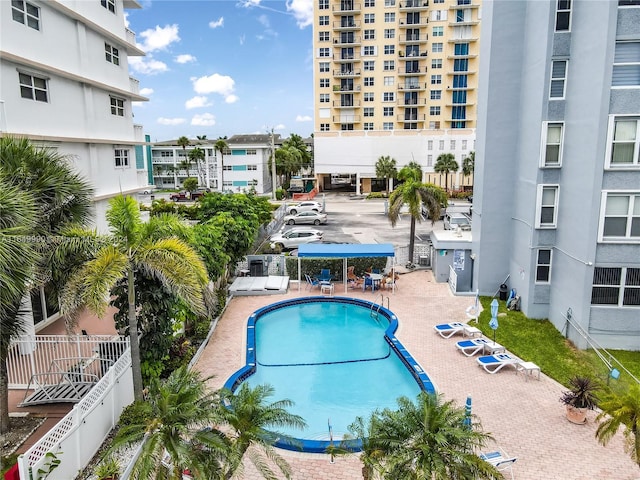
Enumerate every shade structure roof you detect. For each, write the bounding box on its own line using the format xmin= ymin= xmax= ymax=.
xmin=297 ymin=243 xmax=395 ymax=258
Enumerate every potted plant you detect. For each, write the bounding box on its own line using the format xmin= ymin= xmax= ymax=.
xmin=559 ymin=376 xmax=599 ymax=424
xmin=94 ymin=455 xmax=120 ymax=480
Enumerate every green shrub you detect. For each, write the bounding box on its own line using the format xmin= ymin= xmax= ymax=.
xmin=366 ymin=192 xmax=387 ymax=199
xmin=285 ymin=257 xmax=387 ymax=279
xmin=276 ymin=188 xmax=286 ymax=200
xmin=118 ymin=400 xmax=152 ymax=427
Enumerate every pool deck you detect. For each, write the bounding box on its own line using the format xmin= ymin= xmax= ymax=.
xmin=193 ymin=270 xmax=638 ymax=480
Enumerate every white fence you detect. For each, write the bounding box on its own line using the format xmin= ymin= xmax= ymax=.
xmin=18 ymin=346 xmax=133 ymax=480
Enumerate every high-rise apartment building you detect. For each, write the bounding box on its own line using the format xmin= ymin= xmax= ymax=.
xmin=0 ymin=0 xmax=149 ymax=231
xmin=473 ymin=0 xmax=640 ymax=350
xmin=312 ymin=0 xmax=480 ymax=194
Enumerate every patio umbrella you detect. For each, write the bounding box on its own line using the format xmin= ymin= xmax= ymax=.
xmin=489 ymin=299 xmax=499 ymax=345
xmin=463 ymin=394 xmax=472 ymax=428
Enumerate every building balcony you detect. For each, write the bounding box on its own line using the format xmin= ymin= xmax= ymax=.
xmin=399 ymin=19 xmax=429 ymax=28
xmin=447 ymin=36 xmax=479 ymax=43
xmin=333 ymin=20 xmax=361 ymax=30
xmin=332 ymin=2 xmax=361 ymax=14
xmin=125 ymin=28 xmax=136 ymax=46
xmin=129 ymin=76 xmax=140 ymax=96
xmin=399 ymin=50 xmax=428 ymax=57
xmin=398 ymin=66 xmax=428 ymax=76
xmin=333 ymin=100 xmax=361 ymax=108
xmin=151 ymin=157 xmax=175 ymax=163
xmin=446 ymin=70 xmax=477 ymax=75
xmin=399 ymin=0 xmax=430 ymax=11
xmin=397 ymin=113 xmax=426 ymax=121
xmin=334 ymin=36 xmax=361 ymax=46
xmin=446 ymin=53 xmax=478 ymax=59
xmin=448 ymin=1 xmax=480 ymax=9
xmin=398 ymin=83 xmax=428 ymax=91
xmin=399 ymin=35 xmax=428 ymax=45
xmin=445 ymin=101 xmax=475 ymax=107
xmin=334 ymin=53 xmax=362 ymax=62
xmin=333 ymin=68 xmax=361 ymax=78
xmin=332 ymin=115 xmax=361 ymax=123
xmin=449 ymin=19 xmax=480 ymax=26
xmin=333 ymin=84 xmax=361 ymax=93
xmin=397 ymin=97 xmax=427 ymax=106
xmin=449 ymin=85 xmax=475 ymax=91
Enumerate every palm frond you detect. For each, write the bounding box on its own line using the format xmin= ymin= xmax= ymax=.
xmin=106 ymin=195 xmax=142 ymax=245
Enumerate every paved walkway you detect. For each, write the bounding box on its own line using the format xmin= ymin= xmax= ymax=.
xmin=193 ymin=270 xmax=638 ymax=480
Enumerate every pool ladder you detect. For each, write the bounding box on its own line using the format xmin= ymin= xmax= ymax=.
xmin=371 ymin=294 xmax=390 ymax=319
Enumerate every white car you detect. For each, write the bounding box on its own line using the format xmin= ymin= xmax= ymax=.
xmin=286 ymin=201 xmax=323 ymax=215
xmin=270 ymin=228 xmax=323 ymax=249
xmin=283 ymin=211 xmax=328 ymax=226
xmin=444 ymin=213 xmax=471 ymax=231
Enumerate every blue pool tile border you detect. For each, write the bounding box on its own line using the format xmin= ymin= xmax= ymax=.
xmin=222 ymin=296 xmax=436 ymax=454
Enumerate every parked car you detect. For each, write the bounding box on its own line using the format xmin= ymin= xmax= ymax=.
xmin=286 ymin=201 xmax=323 ymax=215
xmin=421 ymin=203 xmax=447 ymax=220
xmin=444 ymin=213 xmax=471 ymax=231
xmin=286 ymin=185 xmax=305 ymax=195
xmin=169 ymin=188 xmax=210 ymax=202
xmin=283 ymin=211 xmax=328 ymax=226
xmin=270 ymin=228 xmax=323 ymax=249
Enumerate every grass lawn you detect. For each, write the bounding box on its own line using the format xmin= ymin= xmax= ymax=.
xmin=475 ymin=297 xmax=640 ymax=393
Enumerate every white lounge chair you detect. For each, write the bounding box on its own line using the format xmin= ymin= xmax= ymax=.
xmin=480 ymin=448 xmax=517 ymax=479
xmin=455 ymin=338 xmax=505 ymax=357
xmin=476 ymin=353 xmax=521 ymax=374
xmin=433 ymin=322 xmax=480 ymax=339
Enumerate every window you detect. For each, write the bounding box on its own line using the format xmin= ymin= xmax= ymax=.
xmin=454 ymin=59 xmax=468 ymax=71
xmin=319 ymin=48 xmax=330 ymax=57
xmin=601 ymin=193 xmax=640 ymax=240
xmin=383 ymin=122 xmax=394 ymax=130
xmin=364 ymin=29 xmax=375 ymax=40
xmin=247 ymin=164 xmax=258 ymax=170
xmin=536 ymin=249 xmax=552 ymax=283
xmin=383 ymin=107 xmax=394 ymax=116
xmin=430 ymin=106 xmax=441 ymax=115
xmin=320 ymin=93 xmax=330 ymax=103
xmin=222 ymin=165 xmax=233 ymax=171
xmin=452 ymin=90 xmax=466 ymax=104
xmin=439 ymin=140 xmax=445 ymax=149
xmin=19 ymin=72 xmax=48 ymax=102
xmin=384 ymin=28 xmax=395 ymax=39
xmin=450 ymin=140 xmax=456 ymax=150
xmin=428 ymin=140 xmax=433 ymax=150
xmin=319 ymin=15 xmax=329 ymax=25
xmin=363 ymin=46 xmax=375 ymax=56
xmin=365 ymin=0 xmax=375 ymax=6
xmin=592 ymin=267 xmax=640 ymax=306
xmin=364 ymin=77 xmax=375 ymax=86
xmin=384 ymin=76 xmax=394 ymax=86
xmin=319 ymin=31 xmax=330 ymax=41
xmin=320 ymin=78 xmax=330 ymax=88
xmin=320 ymin=123 xmax=330 ymax=131
xmin=542 ymin=122 xmax=564 ymax=167
xmin=427 ymin=154 xmax=433 ymax=166
xmin=12 ymin=1 xmax=40 ymax=30
xmin=385 ymin=0 xmax=396 ymax=5
xmin=114 ymin=149 xmax=129 ymax=167
xmin=550 ymin=60 xmax=567 ymax=99
xmin=431 ymin=75 xmax=442 ymax=84
xmin=430 ymin=90 xmax=442 ymax=100
xmin=432 ymin=26 xmax=444 ymax=36
xmin=364 ymin=92 xmax=374 ymax=102
xmin=431 ymin=59 xmax=443 ymax=69
xmin=454 ymin=43 xmax=469 ymax=56
xmin=364 ymin=107 xmax=374 ymax=117
xmin=364 ymin=60 xmax=375 ymax=71
xmin=462 ymin=140 xmax=467 ymax=150
xmin=453 ymin=74 xmax=468 ymax=88
xmin=320 ymin=62 xmax=330 ymax=72
xmin=383 ymin=92 xmax=395 ymax=101
xmin=364 ymin=122 xmax=374 ymax=130
xmin=101 ymin=0 xmax=116 ymax=13
xmin=365 ymin=13 xmax=375 ymax=23
xmin=555 ymin=0 xmax=571 ymax=31
xmin=384 ymin=45 xmax=395 ymax=55
xmin=384 ymin=12 xmax=396 ymax=22
xmin=105 ymin=43 xmax=120 ymax=65
xmin=319 ymin=0 xmax=329 ymax=9
xmin=383 ymin=60 xmax=395 ymax=71
xmin=536 ymin=185 xmax=559 ymax=228
xmin=341 ymin=124 xmax=354 ymax=131
xmin=429 ymin=121 xmax=441 ymax=129
xmin=609 ymin=118 xmax=640 ymax=166
xmin=432 ymin=43 xmax=443 ymax=53
xmin=612 ymin=42 xmax=640 ymax=87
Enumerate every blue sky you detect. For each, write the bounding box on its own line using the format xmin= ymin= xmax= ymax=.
xmin=126 ymin=0 xmax=314 ymax=142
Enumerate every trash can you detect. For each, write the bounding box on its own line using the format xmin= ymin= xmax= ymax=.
xmin=250 ymin=260 xmax=265 ymax=277
xmin=499 ymin=283 xmax=509 ymax=301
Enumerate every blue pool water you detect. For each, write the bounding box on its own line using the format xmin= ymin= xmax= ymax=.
xmin=224 ymin=297 xmax=435 ymax=452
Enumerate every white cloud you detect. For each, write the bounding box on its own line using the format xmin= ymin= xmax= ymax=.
xmin=128 ymin=56 xmax=168 ymax=75
xmin=240 ymin=0 xmax=261 ymax=7
xmin=185 ymin=96 xmax=212 ymax=109
xmin=192 ymin=74 xmax=238 ymax=103
xmin=286 ymin=0 xmax=313 ymax=28
xmin=295 ymin=115 xmax=312 ymax=122
xmin=209 ymin=17 xmax=224 ymax=29
xmin=139 ymin=87 xmax=154 ymax=96
xmin=175 ymin=54 xmax=196 ymax=64
xmin=274 ymin=124 xmax=286 ymax=130
xmin=258 ymin=14 xmax=270 ymax=28
xmin=157 ymin=117 xmax=186 ymax=125
xmin=191 ymin=113 xmax=216 ymax=126
xmin=239 ymin=34 xmax=246 ymax=45
xmin=137 ymin=24 xmax=180 ymax=53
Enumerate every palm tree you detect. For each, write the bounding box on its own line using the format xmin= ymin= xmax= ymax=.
xmin=217 ymin=383 xmax=307 ymax=479
xmin=58 ymin=195 xmax=209 ymax=401
xmin=177 ymin=136 xmax=191 ymax=179
xmin=214 ymin=138 xmax=229 ymax=192
xmin=462 ymin=151 xmax=475 ymax=177
xmin=0 ymin=136 xmax=94 ymax=434
xmin=188 ymin=147 xmax=206 ymax=186
xmin=405 ymin=160 xmax=423 ymax=181
xmin=595 ymin=384 xmax=640 ymax=467
xmin=348 ymin=392 xmax=500 ymax=479
xmin=375 ymin=155 xmax=398 ymax=194
xmin=388 ymin=167 xmax=447 ymax=264
xmin=284 ymin=133 xmax=312 ymax=171
xmin=434 ymin=153 xmax=459 ymax=194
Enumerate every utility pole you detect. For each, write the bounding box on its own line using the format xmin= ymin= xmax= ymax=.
xmin=270 ymin=128 xmax=277 ymax=200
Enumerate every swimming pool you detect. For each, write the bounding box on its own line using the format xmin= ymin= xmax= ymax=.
xmin=223 ymin=296 xmax=436 ymax=453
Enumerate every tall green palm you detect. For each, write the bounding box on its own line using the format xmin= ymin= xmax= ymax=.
xmin=462 ymin=151 xmax=475 ymax=177
xmin=273 ymin=144 xmax=303 ymax=187
xmin=350 ymin=392 xmax=500 ymax=479
xmin=214 ymin=138 xmax=229 ymax=192
xmin=434 ymin=153 xmax=459 ymax=194
xmin=283 ymin=133 xmax=312 ymax=171
xmin=388 ymin=167 xmax=447 ymax=264
xmin=177 ymin=136 xmax=191 ymax=179
xmin=188 ymin=147 xmax=206 ymax=186
xmin=595 ymin=384 xmax=640 ymax=467
xmin=375 ymin=155 xmax=398 ymax=194
xmin=217 ymin=383 xmax=307 ymax=479
xmin=58 ymin=195 xmax=209 ymax=401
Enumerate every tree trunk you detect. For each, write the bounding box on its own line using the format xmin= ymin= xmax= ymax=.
xmin=409 ymin=216 xmax=416 ymax=264
xmin=219 ymin=154 xmax=224 ymax=191
xmin=0 ymin=345 xmax=9 ymax=434
xmin=128 ymin=268 xmax=144 ymax=401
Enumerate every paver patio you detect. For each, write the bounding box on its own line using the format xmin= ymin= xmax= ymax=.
xmin=193 ymin=270 xmax=638 ymax=480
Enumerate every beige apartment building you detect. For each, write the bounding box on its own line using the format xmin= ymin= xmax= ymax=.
xmin=312 ymin=0 xmax=480 ymax=194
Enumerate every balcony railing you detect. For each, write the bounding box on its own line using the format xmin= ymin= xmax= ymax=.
xmin=399 ymin=0 xmax=429 ymax=10
xmin=446 ymin=53 xmax=478 ymax=59
xmin=398 ymin=66 xmax=428 ymax=76
xmin=129 ymin=76 xmax=140 ymax=96
xmin=334 ymin=53 xmax=362 ymax=62
xmin=449 ymin=19 xmax=480 ymax=26
xmin=398 ymin=83 xmax=428 ymax=91
xmin=397 ymin=113 xmax=426 ymax=121
xmin=333 ymin=100 xmax=361 ymax=108
xmin=333 ymin=20 xmax=360 ymax=30
xmin=332 ymin=2 xmax=361 ymax=13
xmin=399 ymin=18 xmax=429 ymax=27
xmin=448 ymin=1 xmax=480 ymax=9
xmin=125 ymin=28 xmax=136 ymax=46
xmin=333 ymin=84 xmax=361 ymax=93
xmin=399 ymin=50 xmax=428 ymax=57
xmin=399 ymin=34 xmax=428 ymax=44
xmin=332 ymin=115 xmax=361 ymax=123
xmin=333 ymin=68 xmax=362 ymax=77
xmin=397 ymin=97 xmax=427 ymax=106
xmin=334 ymin=35 xmax=361 ymax=46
